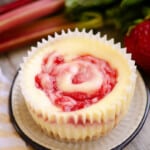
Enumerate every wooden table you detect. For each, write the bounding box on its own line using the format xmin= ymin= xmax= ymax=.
xmin=0 ymin=41 xmax=149 ymax=150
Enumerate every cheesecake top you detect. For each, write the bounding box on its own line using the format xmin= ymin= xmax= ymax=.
xmin=20 ymin=30 xmax=136 ymax=118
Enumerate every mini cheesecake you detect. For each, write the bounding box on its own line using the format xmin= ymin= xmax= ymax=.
xmin=20 ymin=29 xmax=136 ymax=142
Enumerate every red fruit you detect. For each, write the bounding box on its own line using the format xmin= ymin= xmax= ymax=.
xmin=124 ymin=19 xmax=150 ymax=74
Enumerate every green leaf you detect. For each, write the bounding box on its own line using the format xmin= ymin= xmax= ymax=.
xmin=65 ymin=0 xmax=115 ymax=14
xmin=65 ymin=0 xmax=115 ymax=8
xmin=121 ymin=0 xmax=144 ymax=7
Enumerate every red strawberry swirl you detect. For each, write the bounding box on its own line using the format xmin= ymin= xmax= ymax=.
xmin=35 ymin=51 xmax=118 ymax=112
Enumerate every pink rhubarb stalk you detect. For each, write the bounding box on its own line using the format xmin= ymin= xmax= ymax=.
xmin=0 ymin=0 xmax=64 ymax=33
xmin=0 ymin=14 xmax=72 ymax=52
xmin=0 ymin=0 xmax=34 ymax=14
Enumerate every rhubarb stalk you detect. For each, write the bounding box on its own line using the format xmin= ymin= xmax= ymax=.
xmin=0 ymin=0 xmax=34 ymax=14
xmin=0 ymin=14 xmax=69 ymax=52
xmin=0 ymin=0 xmax=64 ymax=33
xmin=0 ymin=12 xmax=103 ymax=53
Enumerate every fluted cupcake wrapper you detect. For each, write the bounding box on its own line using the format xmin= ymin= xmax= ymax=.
xmin=19 ymin=28 xmax=137 ymax=141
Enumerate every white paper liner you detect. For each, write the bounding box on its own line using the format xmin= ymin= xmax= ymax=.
xmin=11 ymin=71 xmax=147 ymax=150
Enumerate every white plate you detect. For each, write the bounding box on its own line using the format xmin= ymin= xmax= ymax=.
xmin=9 ymin=71 xmax=150 ymax=150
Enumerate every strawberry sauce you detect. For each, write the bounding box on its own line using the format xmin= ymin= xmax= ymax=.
xmin=35 ymin=52 xmax=117 ymax=112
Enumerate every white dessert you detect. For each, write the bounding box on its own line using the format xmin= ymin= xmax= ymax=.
xmin=20 ymin=29 xmax=136 ymax=141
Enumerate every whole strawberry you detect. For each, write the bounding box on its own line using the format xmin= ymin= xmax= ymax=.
xmin=124 ymin=19 xmax=150 ymax=74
